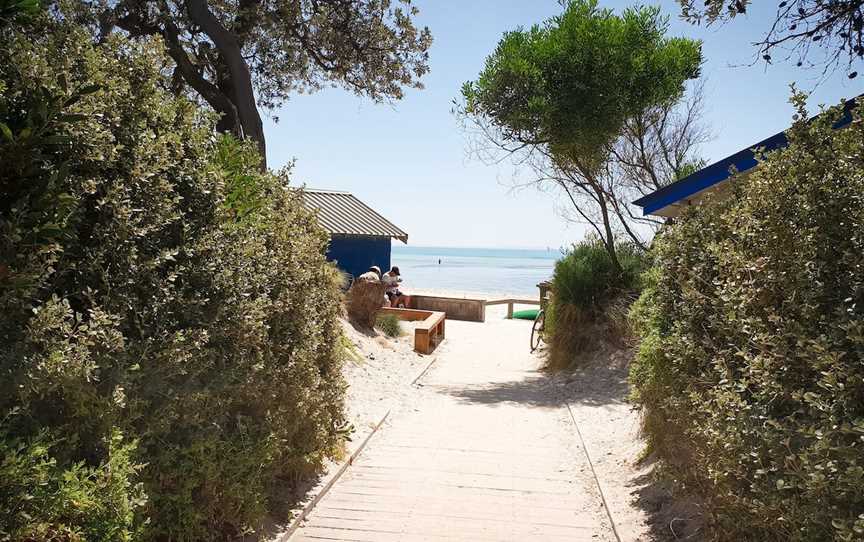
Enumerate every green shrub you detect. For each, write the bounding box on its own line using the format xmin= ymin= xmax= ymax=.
xmin=552 ymin=237 xmax=643 ymax=309
xmin=0 ymin=418 xmax=145 ymax=542
xmin=545 ymin=238 xmax=645 ymax=369
xmin=629 ymin=93 xmax=864 ymax=541
xmin=376 ymin=313 xmax=403 ymax=338
xmin=1 ymin=15 xmax=345 ymax=540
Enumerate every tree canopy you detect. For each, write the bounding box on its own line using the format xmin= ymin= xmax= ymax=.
xmin=680 ymin=0 xmax=864 ymax=76
xmin=460 ymin=0 xmax=702 ymax=269
xmin=91 ymin=0 xmax=432 ymax=166
xmin=461 ymin=0 xmax=702 ymax=171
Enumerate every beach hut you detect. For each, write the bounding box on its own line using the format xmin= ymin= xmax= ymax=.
xmin=300 ymin=189 xmax=408 ymax=279
xmin=633 ymin=95 xmax=860 ymax=217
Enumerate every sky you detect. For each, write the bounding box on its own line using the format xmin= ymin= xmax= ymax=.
xmin=263 ymin=0 xmax=861 ymax=250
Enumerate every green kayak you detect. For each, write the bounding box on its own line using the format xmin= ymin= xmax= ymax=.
xmin=511 ymin=309 xmax=539 ymax=320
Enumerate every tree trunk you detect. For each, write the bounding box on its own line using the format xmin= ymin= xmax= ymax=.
xmin=595 ymin=185 xmax=622 ymax=274
xmin=184 ymin=0 xmax=267 ymax=168
xmin=607 ymin=190 xmax=648 ymax=251
xmin=160 ymin=24 xmax=242 ymax=139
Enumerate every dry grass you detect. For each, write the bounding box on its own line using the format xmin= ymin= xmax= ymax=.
xmin=544 ymin=292 xmax=638 ymax=372
xmin=346 ymin=277 xmax=385 ymax=328
xmin=375 ymin=313 xmax=403 ymax=338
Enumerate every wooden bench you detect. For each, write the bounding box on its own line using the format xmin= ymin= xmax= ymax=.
xmin=378 ymin=307 xmax=446 ymax=355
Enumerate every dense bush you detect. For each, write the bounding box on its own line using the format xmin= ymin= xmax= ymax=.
xmin=629 ymin=94 xmax=864 ymax=540
xmin=1 ymin=423 xmax=145 ymax=541
xmin=346 ymin=275 xmax=385 ymax=329
xmin=1 ymin=14 xmax=345 ymax=541
xmin=545 ymin=238 xmax=644 ymax=369
xmin=552 ymin=238 xmax=644 ymax=310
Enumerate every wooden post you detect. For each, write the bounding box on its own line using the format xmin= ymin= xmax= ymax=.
xmin=485 ymin=298 xmax=540 ymax=319
xmin=415 ymin=331 xmax=430 ymax=355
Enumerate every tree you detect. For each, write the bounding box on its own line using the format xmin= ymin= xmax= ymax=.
xmin=504 ymin=87 xmax=708 ymax=253
xmin=681 ymin=0 xmax=864 ymax=77
xmin=91 ymin=0 xmax=432 ymax=167
xmin=606 ymin=83 xmax=710 ymax=247
xmin=460 ymin=0 xmax=702 ymax=269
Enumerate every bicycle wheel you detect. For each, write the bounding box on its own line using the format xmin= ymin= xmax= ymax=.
xmin=530 ymin=310 xmax=545 ymax=352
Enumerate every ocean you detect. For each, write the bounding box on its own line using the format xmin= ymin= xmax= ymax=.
xmin=390 ymin=245 xmax=560 ymax=298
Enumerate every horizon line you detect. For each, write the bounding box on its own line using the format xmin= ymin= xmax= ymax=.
xmin=392 ymin=243 xmax=567 ymax=252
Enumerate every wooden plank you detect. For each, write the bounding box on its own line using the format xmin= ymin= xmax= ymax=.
xmin=415 ymin=311 xmax=445 ymax=332
xmin=485 ymin=298 xmax=541 ymax=306
xmin=414 ymin=311 xmax=445 ymax=354
xmin=378 ymin=308 xmax=446 ymax=354
xmin=302 ymin=516 xmax=595 ymax=538
xmin=408 ymin=295 xmax=486 ymax=322
xmin=378 ymin=307 xmax=431 ymax=322
xmin=314 ymin=502 xmax=593 ymax=524
xmin=415 ymin=331 xmax=430 ymax=354
xmin=275 ymin=411 xmax=391 ymax=541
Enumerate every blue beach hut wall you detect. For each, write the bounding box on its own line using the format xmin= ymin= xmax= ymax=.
xmin=300 ymin=189 xmax=408 ymax=279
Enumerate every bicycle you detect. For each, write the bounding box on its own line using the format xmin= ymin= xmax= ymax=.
xmin=530 ymin=308 xmax=546 ymax=353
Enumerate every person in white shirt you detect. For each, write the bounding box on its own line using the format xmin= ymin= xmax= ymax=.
xmin=358 ymin=266 xmax=381 ymax=282
xmin=382 ymin=266 xmax=404 ymax=307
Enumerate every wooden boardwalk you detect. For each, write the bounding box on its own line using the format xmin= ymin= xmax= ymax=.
xmin=291 ymin=316 xmax=616 ymax=541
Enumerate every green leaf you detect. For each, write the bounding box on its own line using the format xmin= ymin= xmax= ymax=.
xmin=77 ymin=84 xmax=102 ymax=95
xmin=0 ymin=121 xmax=13 ymax=142
xmin=42 ymin=135 xmax=73 ymax=146
xmin=57 ymin=113 xmax=87 ymax=123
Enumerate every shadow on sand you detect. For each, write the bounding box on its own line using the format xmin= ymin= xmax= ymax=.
xmin=630 ymin=466 xmax=707 ymax=541
xmin=436 ymin=346 xmax=629 ymax=408
xmin=435 ymin=345 xmax=705 ymax=541
xmin=434 ymin=372 xmax=570 ymax=408
xmin=239 ymin=469 xmax=326 ymax=541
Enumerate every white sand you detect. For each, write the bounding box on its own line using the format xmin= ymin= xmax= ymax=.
xmin=408 ymin=287 xmax=537 ymax=301
xmin=338 ymin=289 xmax=546 ymax=433
xmin=339 ymin=319 xmax=429 ymax=433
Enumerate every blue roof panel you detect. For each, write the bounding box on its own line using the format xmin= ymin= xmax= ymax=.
xmin=633 ymin=96 xmax=859 ymax=216
xmin=635 ymin=131 xmax=788 ymax=215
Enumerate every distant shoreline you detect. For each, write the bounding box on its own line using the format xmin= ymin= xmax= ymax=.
xmin=393 ymin=244 xmax=565 ymax=253
xmin=389 ymin=245 xmax=554 ymax=298
xmin=408 ymin=288 xmax=542 ymax=301
xmin=392 ymin=245 xmax=561 ymax=259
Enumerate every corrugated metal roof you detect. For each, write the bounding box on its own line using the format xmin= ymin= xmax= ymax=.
xmin=300 ymin=189 xmax=408 ymax=243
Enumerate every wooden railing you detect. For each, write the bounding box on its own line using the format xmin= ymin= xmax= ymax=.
xmin=484 ymin=298 xmax=541 ymax=319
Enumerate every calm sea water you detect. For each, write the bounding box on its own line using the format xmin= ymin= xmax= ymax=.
xmin=390 ymin=245 xmax=560 ymax=298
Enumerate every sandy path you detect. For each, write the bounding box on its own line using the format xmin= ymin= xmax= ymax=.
xmin=339 ymin=319 xmax=432 ymax=433
xmin=290 ymin=314 xmax=621 ymax=541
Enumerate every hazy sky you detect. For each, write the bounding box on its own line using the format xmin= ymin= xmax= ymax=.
xmin=264 ymin=0 xmax=860 ymax=249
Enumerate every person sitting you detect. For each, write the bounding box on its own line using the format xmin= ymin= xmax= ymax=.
xmin=382 ymin=266 xmax=404 ymax=307
xmin=358 ymin=265 xmax=382 ymax=282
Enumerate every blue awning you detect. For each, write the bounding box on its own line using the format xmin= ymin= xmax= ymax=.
xmin=633 ymin=95 xmax=859 ymax=217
